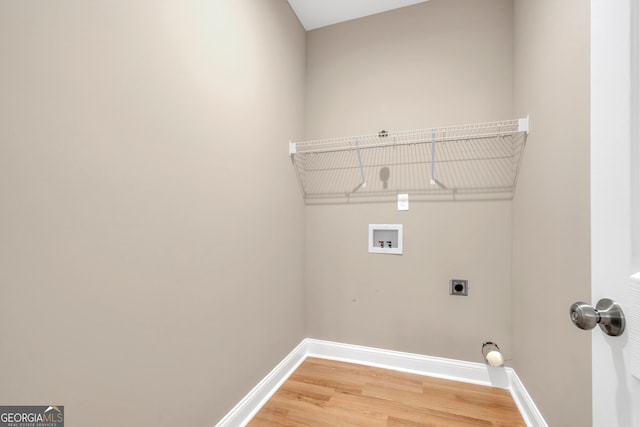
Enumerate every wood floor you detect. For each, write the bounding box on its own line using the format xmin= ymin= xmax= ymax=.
xmin=248 ymin=357 xmax=526 ymax=427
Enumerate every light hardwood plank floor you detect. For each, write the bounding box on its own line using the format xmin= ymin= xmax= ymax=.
xmin=248 ymin=357 xmax=526 ymax=427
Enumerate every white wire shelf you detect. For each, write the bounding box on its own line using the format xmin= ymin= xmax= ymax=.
xmin=289 ymin=117 xmax=529 ymax=204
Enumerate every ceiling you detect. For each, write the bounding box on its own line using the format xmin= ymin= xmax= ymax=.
xmin=287 ymin=0 xmax=430 ymax=31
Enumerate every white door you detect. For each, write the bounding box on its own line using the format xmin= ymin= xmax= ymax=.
xmin=591 ymin=1 xmax=640 ymax=425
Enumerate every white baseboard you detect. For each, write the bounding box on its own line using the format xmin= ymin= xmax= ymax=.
xmin=214 ymin=340 xmax=308 ymax=427
xmin=508 ymin=369 xmax=549 ymax=427
xmin=215 ymin=338 xmax=547 ymax=427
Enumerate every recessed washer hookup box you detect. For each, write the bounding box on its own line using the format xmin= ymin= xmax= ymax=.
xmin=368 ymin=224 xmax=403 ymax=255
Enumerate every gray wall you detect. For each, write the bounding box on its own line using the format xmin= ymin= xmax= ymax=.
xmin=304 ymin=0 xmax=516 ymax=363
xmin=512 ymin=1 xmax=591 ymax=426
xmin=0 ymin=1 xmax=306 ymax=425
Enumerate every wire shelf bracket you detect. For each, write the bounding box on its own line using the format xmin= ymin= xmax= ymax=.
xmin=289 ymin=117 xmax=530 ymax=204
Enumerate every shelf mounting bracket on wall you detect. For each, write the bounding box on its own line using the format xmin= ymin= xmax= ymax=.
xmin=353 ymin=137 xmax=367 ymax=192
xmin=518 ymin=115 xmax=530 ymax=134
xmin=289 ymin=141 xmax=296 ymax=162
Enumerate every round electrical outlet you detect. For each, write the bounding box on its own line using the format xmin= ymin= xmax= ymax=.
xmin=450 ymin=279 xmax=468 ymax=296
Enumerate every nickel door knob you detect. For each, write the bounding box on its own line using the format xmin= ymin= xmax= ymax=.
xmin=569 ymin=298 xmax=625 ymax=337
